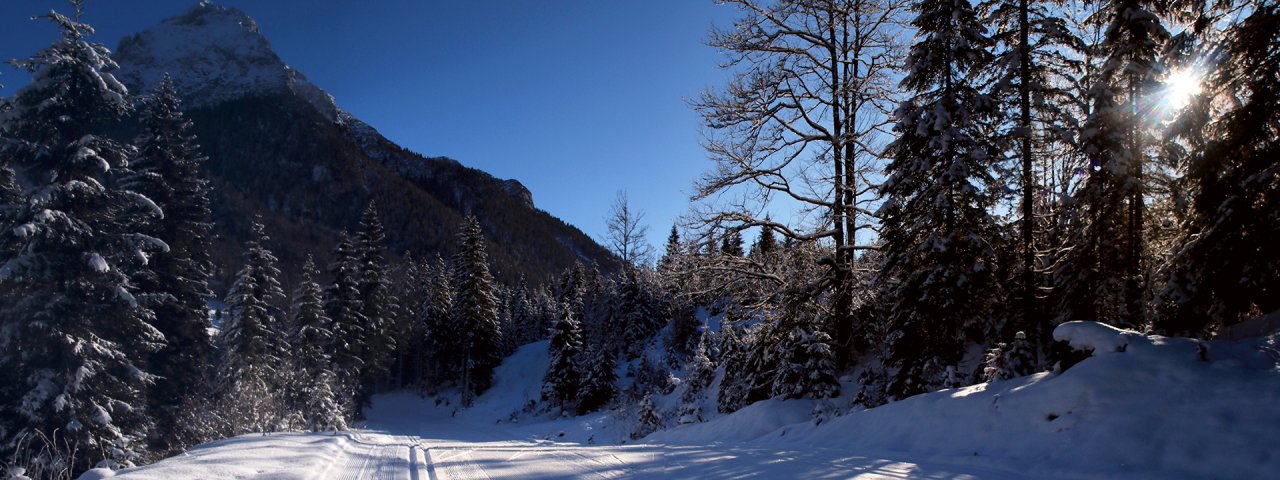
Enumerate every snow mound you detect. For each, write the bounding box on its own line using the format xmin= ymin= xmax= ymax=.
xmin=1053 ymin=320 xmax=1144 ymax=354
xmin=113 ymin=1 xmax=339 ymax=119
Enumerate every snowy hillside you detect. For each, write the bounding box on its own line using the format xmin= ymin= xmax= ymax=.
xmin=92 ymin=321 xmax=1280 ymax=479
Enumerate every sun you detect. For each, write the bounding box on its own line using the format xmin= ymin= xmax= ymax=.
xmin=1161 ymin=67 xmax=1203 ymax=111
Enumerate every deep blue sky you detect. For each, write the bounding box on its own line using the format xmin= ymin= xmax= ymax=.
xmin=0 ymin=0 xmax=737 ymax=251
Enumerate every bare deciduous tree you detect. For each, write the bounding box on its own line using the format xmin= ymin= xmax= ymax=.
xmin=689 ymin=0 xmax=907 ymax=363
xmin=605 ymin=190 xmax=654 ymax=267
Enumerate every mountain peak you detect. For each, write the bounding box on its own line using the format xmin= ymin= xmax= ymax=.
xmin=113 ymin=1 xmax=338 ymax=118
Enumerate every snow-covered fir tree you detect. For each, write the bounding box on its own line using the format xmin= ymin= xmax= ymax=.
xmin=983 ymin=331 xmax=1036 ymax=382
xmin=216 ymin=220 xmax=288 ymax=432
xmin=0 ymin=4 xmax=163 ymax=471
xmin=324 ymin=232 xmax=367 ymax=394
xmin=716 ymin=323 xmax=749 ymax=414
xmin=578 ymin=344 xmax=618 ymax=414
xmin=354 ymin=202 xmax=398 ymax=386
xmin=876 ymin=0 xmax=1003 ymax=400
xmin=980 ymin=0 xmax=1084 ymax=348
xmin=677 ymin=329 xmax=716 ymax=425
xmin=771 ymin=309 xmax=840 ymax=400
xmin=630 ymin=393 xmax=663 ymax=440
xmin=289 ymin=255 xmax=333 ymax=385
xmin=287 ymin=255 xmax=349 ymax=429
xmin=542 ymin=302 xmax=584 ymax=413
xmin=121 ymin=73 xmax=216 ymax=452
xmin=453 ymin=216 xmax=503 ymax=405
xmin=419 ymin=254 xmax=455 ymax=389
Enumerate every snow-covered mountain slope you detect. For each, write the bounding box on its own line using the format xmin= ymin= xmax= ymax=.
xmin=107 ymin=2 xmax=618 ymax=287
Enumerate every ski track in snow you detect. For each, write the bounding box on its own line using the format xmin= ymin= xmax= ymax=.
xmin=316 ymin=433 xmax=418 ymax=480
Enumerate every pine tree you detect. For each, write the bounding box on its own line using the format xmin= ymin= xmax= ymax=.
xmin=324 ymin=233 xmax=367 ymax=392
xmin=771 ymin=317 xmax=840 ymax=399
xmin=217 ymin=221 xmax=287 ymax=397
xmin=716 ymin=324 xmax=749 ymax=414
xmin=420 ymin=254 xmax=455 ymax=388
xmin=980 ymin=0 xmax=1084 ymax=349
xmin=290 ymin=255 xmax=332 ymax=383
xmin=0 ymin=4 xmax=163 ymax=471
xmin=678 ymin=330 xmax=715 ymax=425
xmin=453 ymin=217 xmax=503 ymax=405
xmin=354 ymin=202 xmax=398 ymax=385
xmin=630 ymin=394 xmax=663 ymax=440
xmin=542 ymin=303 xmax=583 ymax=413
xmin=287 ymin=255 xmax=348 ymax=429
xmin=577 ymin=345 xmax=617 ymax=414
xmin=122 ymin=74 xmax=216 ymax=452
xmin=877 ymin=0 xmax=1003 ymax=400
xmin=1076 ymin=0 xmax=1169 ymax=328
xmin=618 ymin=268 xmax=660 ymax=359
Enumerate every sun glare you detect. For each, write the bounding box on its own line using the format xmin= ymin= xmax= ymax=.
xmin=1161 ymin=68 xmax=1203 ymax=111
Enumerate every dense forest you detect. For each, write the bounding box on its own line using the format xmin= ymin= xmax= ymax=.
xmin=1 ymin=0 xmax=1276 ymax=478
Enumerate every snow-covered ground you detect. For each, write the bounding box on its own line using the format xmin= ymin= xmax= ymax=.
xmin=91 ymin=321 xmax=1280 ymax=479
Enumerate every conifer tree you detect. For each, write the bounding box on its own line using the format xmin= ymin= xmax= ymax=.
xmin=216 ymin=220 xmax=287 ymax=432
xmin=877 ymin=0 xmax=1002 ymax=399
xmin=324 ymin=233 xmax=367 ymax=391
xmin=771 ymin=308 xmax=840 ymax=399
xmin=678 ymin=330 xmax=715 ymax=424
xmin=453 ymin=217 xmax=503 ymax=405
xmin=1075 ymin=0 xmax=1169 ymax=327
xmin=288 ymin=255 xmax=348 ymax=429
xmin=578 ymin=344 xmax=618 ymax=414
xmin=0 ymin=4 xmax=162 ymax=470
xmin=420 ymin=254 xmax=455 ymax=388
xmin=123 ymin=74 xmax=216 ymax=450
xmin=354 ymin=202 xmax=398 ymax=385
xmin=542 ymin=303 xmax=583 ymax=413
xmin=716 ymin=324 xmax=749 ymax=414
xmin=630 ymin=394 xmax=663 ymax=440
xmin=290 ymin=255 xmax=332 ymax=383
xmin=981 ymin=0 xmax=1084 ymax=347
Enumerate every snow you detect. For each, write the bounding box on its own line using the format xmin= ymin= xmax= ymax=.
xmin=87 ymin=253 xmax=109 ymax=273
xmin=1053 ymin=320 xmax=1142 ymax=354
xmin=112 ymin=2 xmax=339 ymax=120
xmin=97 ymin=321 xmax=1280 ymax=479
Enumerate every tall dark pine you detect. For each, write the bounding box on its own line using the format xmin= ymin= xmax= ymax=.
xmin=981 ymin=0 xmax=1083 ymax=348
xmin=124 ymin=74 xmax=215 ymax=449
xmin=324 ymin=233 xmax=367 ymax=390
xmin=877 ymin=0 xmax=1001 ymax=399
xmin=541 ymin=302 xmax=584 ymax=413
xmin=0 ymin=5 xmax=162 ymax=471
xmin=1156 ymin=6 xmax=1280 ymax=336
xmin=354 ymin=202 xmax=397 ymax=386
xmin=290 ymin=255 xmax=334 ymax=383
xmin=1082 ymin=0 xmax=1168 ymax=327
xmin=453 ymin=217 xmax=503 ymax=405
xmin=419 ymin=254 xmax=457 ymax=387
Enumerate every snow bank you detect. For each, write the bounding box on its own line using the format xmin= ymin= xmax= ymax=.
xmin=654 ymin=321 xmax=1280 ymax=479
